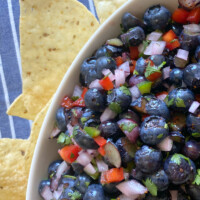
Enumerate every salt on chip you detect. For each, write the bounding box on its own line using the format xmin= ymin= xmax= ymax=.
xmin=7 ymin=0 xmax=99 ymax=120
xmin=0 ymin=139 xmax=29 ymax=200
xmin=94 ymin=0 xmax=127 ymax=23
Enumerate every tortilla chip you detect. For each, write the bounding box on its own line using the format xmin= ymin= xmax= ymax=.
xmin=0 ymin=139 xmax=29 ymax=200
xmin=94 ymin=0 xmax=127 ymax=23
xmin=25 ymin=100 xmax=51 ymax=175
xmin=7 ymin=0 xmax=99 ymax=120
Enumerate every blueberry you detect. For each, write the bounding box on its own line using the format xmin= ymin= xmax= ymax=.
xmin=119 ymin=109 xmax=140 ymax=124
xmin=186 ymin=114 xmax=200 ymax=137
xmin=73 ymin=127 xmax=99 ymax=149
xmin=115 ymin=137 xmax=137 ymax=165
xmin=128 ymin=75 xmax=146 ymax=87
xmin=96 ymin=56 xmax=117 ymax=78
xmin=195 ymin=46 xmax=200 ymax=62
xmin=145 ymin=98 xmax=170 ymax=121
xmin=186 ymin=184 xmax=200 ymax=200
xmin=135 ymin=57 xmax=148 ymax=75
xmin=183 ymin=63 xmax=200 ymax=91
xmin=83 ymin=184 xmax=105 ymax=200
xmin=80 ymin=57 xmax=98 ymax=86
xmin=84 ymin=88 xmax=107 ymax=112
xmin=38 ymin=180 xmax=51 ymax=197
xmin=170 ymin=142 xmax=182 ymax=155
xmin=179 ymin=30 xmax=200 ymax=51
xmin=71 ymin=162 xmax=84 ymax=175
xmin=99 ymin=120 xmax=122 ymax=141
xmin=121 ymin=12 xmax=146 ymax=32
xmin=145 ymin=190 xmax=171 ymax=200
xmin=140 ymin=115 xmax=169 ymax=145
xmin=56 ymin=107 xmax=68 ymax=132
xmin=131 ymin=168 xmax=145 ymax=181
xmin=107 ymin=86 xmax=132 ymax=114
xmin=103 ymin=183 xmax=120 ymax=197
xmin=121 ymin=26 xmax=145 ymax=46
xmin=164 ymin=154 xmax=196 ymax=184
xmin=167 ymin=23 xmax=183 ymax=36
xmin=95 ymin=45 xmax=123 ymax=58
xmin=79 ymin=108 xmax=101 ymax=128
xmin=166 ymin=88 xmax=195 ymax=112
xmin=149 ymin=55 xmax=165 ymax=66
xmin=169 ymin=68 xmax=183 ymax=87
xmin=60 ymin=177 xmax=76 ymax=188
xmin=75 ymin=173 xmax=92 ymax=194
xmin=135 ymin=145 xmax=163 ymax=174
xmin=69 ymin=107 xmax=84 ymax=126
xmin=183 ymin=140 xmax=200 ymax=160
xmin=48 ymin=160 xmax=62 ymax=178
xmin=145 ymin=169 xmax=169 ymax=192
xmin=143 ymin=5 xmax=171 ymax=31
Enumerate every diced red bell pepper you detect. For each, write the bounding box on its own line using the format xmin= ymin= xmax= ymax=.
xmin=129 ymin=46 xmax=139 ymax=60
xmin=98 ymin=146 xmax=106 ymax=156
xmin=187 ymin=8 xmax=200 ymax=24
xmin=141 ymin=114 xmax=150 ymax=122
xmin=73 ymin=97 xmax=85 ymax=107
xmin=81 ymin=87 xmax=88 ymax=98
xmin=195 ymin=94 xmax=200 ymax=103
xmin=61 ymin=96 xmax=74 ymax=109
xmin=115 ymin=56 xmax=124 ymax=66
xmin=162 ymin=30 xmax=180 ymax=51
xmin=172 ymin=8 xmax=190 ymax=24
xmin=130 ymin=60 xmax=136 ymax=74
xmin=58 ymin=145 xmax=81 ymax=163
xmin=99 ymin=76 xmax=114 ymax=91
xmin=146 ymin=71 xmax=162 ymax=82
xmin=101 ymin=168 xmax=124 ymax=184
xmin=94 ymin=136 xmax=107 ymax=147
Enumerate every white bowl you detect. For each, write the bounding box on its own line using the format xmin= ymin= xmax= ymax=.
xmin=26 ymin=0 xmax=178 ymax=199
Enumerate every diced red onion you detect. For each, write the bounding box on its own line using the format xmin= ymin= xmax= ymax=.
xmin=147 ymin=32 xmax=162 ymax=41
xmin=189 ymin=101 xmax=200 ymax=113
xmin=129 ymin=86 xmax=141 ymax=101
xmin=87 ymin=149 xmax=98 ymax=156
xmin=96 ymin=160 xmax=109 ymax=172
xmin=100 ymin=107 xmax=117 ymax=122
xmin=157 ymin=93 xmax=168 ymax=101
xmin=67 ymin=124 xmax=73 ymax=136
xmin=51 ymin=161 xmax=69 ymax=191
xmin=144 ymin=41 xmax=166 ymax=55
xmin=72 ymin=85 xmax=82 ymax=98
xmin=170 ymin=190 xmax=178 ymax=200
xmin=116 ymin=180 xmax=148 ymax=197
xmin=157 ymin=136 xmax=173 ymax=152
xmin=176 ymin=49 xmax=189 ymax=61
xmin=53 ymin=184 xmax=63 ymax=199
xmin=125 ymin=126 xmax=140 ymax=143
xmin=162 ymin=66 xmax=170 ymax=80
xmin=118 ymin=194 xmax=139 ymax=200
xmin=119 ymin=61 xmax=130 ymax=77
xmin=183 ymin=24 xmax=200 ymax=33
xmin=115 ymin=69 xmax=126 ymax=87
xmin=41 ymin=186 xmax=54 ymax=200
xmin=102 ymin=69 xmax=115 ymax=81
xmin=76 ymin=151 xmax=93 ymax=166
xmin=89 ymin=79 xmax=103 ymax=89
xmin=84 ymin=163 xmax=96 ymax=175
xmin=49 ymin=127 xmax=61 ymax=138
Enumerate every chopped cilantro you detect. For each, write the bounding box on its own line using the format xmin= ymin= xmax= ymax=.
xmin=73 ymin=126 xmax=79 ymax=136
xmin=139 ymin=40 xmax=150 ymax=57
xmin=144 ymin=65 xmax=161 ymax=78
xmin=81 ymin=117 xmax=87 ymax=124
xmin=192 ymin=132 xmax=200 ymax=138
xmin=171 ymin=153 xmax=191 ymax=165
xmin=109 ymin=102 xmax=122 ymax=114
xmin=49 ymin=172 xmax=55 ymax=179
xmin=119 ymin=121 xmax=137 ymax=133
xmin=70 ymin=153 xmax=75 ymax=158
xmin=157 ymin=133 xmax=164 ymax=139
xmin=164 ymin=123 xmax=168 ymax=129
xmin=170 ymin=39 xmax=178 ymax=43
xmin=133 ymin=70 xmax=139 ymax=75
xmin=63 ymin=175 xmax=77 ymax=180
xmin=166 ymin=97 xmax=174 ymax=107
xmin=175 ymin=98 xmax=186 ymax=108
xmin=68 ymin=191 xmax=82 ymax=200
xmin=119 ymin=86 xmax=131 ymax=96
xmin=71 ymin=96 xmax=79 ymax=101
xmin=85 ymin=181 xmax=90 ymax=187
xmin=193 ymin=169 xmax=200 ymax=185
xmin=143 ymin=178 xmax=157 ymax=196
xmin=107 ymin=90 xmax=113 ymax=95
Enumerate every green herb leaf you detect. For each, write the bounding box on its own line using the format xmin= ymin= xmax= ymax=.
xmin=63 ymin=175 xmax=77 ymax=180
xmin=192 ymin=132 xmax=200 ymax=138
xmin=73 ymin=126 xmax=79 ymax=136
xmin=133 ymin=70 xmax=139 ymax=75
xmin=71 ymin=96 xmax=79 ymax=101
xmin=119 ymin=86 xmax=131 ymax=96
xmin=119 ymin=121 xmax=137 ymax=133
xmin=193 ymin=170 xmax=200 ymax=185
xmin=166 ymin=97 xmax=174 ymax=107
xmin=164 ymin=123 xmax=169 ymax=129
xmin=144 ymin=65 xmax=161 ymax=78
xmin=68 ymin=191 xmax=82 ymax=200
xmin=175 ymin=98 xmax=186 ymax=108
xmin=143 ymin=178 xmax=157 ymax=196
xmin=157 ymin=133 xmax=164 ymax=139
xmin=85 ymin=182 xmax=90 ymax=187
xmin=170 ymin=39 xmax=178 ymax=43
xmin=171 ymin=153 xmax=191 ymax=165
xmin=70 ymin=153 xmax=75 ymax=158
xmin=109 ymin=102 xmax=122 ymax=114
xmin=81 ymin=117 xmax=87 ymax=124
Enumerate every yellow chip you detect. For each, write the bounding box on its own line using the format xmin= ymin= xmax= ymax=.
xmin=7 ymin=0 xmax=99 ymax=120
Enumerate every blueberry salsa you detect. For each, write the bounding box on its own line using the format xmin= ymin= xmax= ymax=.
xmin=39 ymin=1 xmax=200 ymax=200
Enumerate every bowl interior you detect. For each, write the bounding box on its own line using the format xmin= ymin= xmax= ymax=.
xmin=26 ymin=0 xmax=178 ymax=199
